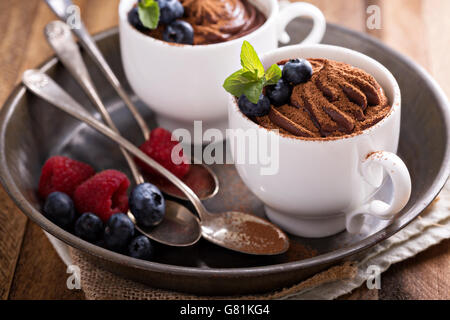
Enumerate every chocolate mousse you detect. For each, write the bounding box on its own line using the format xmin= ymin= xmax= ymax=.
xmin=256 ymin=59 xmax=392 ymax=139
xmin=181 ymin=0 xmax=266 ymax=44
xmin=134 ymin=0 xmax=266 ymax=45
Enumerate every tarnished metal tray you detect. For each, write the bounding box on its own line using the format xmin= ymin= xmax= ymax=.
xmin=0 ymin=20 xmax=448 ymax=295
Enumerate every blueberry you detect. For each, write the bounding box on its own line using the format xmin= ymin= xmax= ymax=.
xmin=282 ymin=59 xmax=313 ymax=85
xmin=104 ymin=213 xmax=135 ymax=252
xmin=163 ymin=20 xmax=194 ymax=45
xmin=128 ymin=235 xmax=154 ymax=260
xmin=266 ymin=79 xmax=292 ymax=107
xmin=74 ymin=213 xmax=104 ymax=243
xmin=129 ymin=183 xmax=165 ymax=228
xmin=94 ymin=239 xmax=106 ymax=249
xmin=157 ymin=0 xmax=184 ymax=24
xmin=43 ymin=192 xmax=76 ymax=229
xmin=238 ymin=94 xmax=271 ymax=117
xmin=128 ymin=7 xmax=150 ymax=32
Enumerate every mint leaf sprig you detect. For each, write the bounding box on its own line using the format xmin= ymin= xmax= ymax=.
xmin=138 ymin=0 xmax=160 ymax=30
xmin=223 ymin=41 xmax=282 ymax=104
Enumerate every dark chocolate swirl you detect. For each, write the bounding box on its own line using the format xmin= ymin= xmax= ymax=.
xmin=257 ymin=59 xmax=391 ymax=139
xmin=142 ymin=0 xmax=265 ymax=45
xmin=180 ymin=0 xmax=265 ymax=44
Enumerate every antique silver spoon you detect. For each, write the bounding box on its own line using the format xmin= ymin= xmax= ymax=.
xmin=23 ymin=70 xmax=290 ymax=255
xmin=43 ymin=21 xmax=201 ymax=247
xmin=43 ymin=3 xmax=219 ymax=201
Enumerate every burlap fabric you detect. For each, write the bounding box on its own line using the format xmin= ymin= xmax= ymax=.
xmin=67 ymin=182 xmax=450 ymax=300
xmin=70 ymin=249 xmax=357 ymax=300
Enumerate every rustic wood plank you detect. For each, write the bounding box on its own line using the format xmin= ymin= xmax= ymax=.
xmin=0 ymin=187 xmax=27 ymax=300
xmin=16 ymin=1 xmax=61 ymax=78
xmin=4 ymin=0 xmax=120 ymax=300
xmin=82 ymin=0 xmax=120 ymax=33
xmin=0 ymin=0 xmax=40 ymax=103
xmin=0 ymin=0 xmax=73 ymax=300
xmin=0 ymin=0 xmax=42 ymax=300
xmin=339 ymin=285 xmax=379 ymax=300
xmin=373 ymin=0 xmax=430 ymax=68
xmin=300 ymin=0 xmax=367 ymax=32
xmin=8 ymin=222 xmax=85 ymax=300
xmin=379 ymin=239 xmax=450 ymax=300
xmin=422 ymin=0 xmax=450 ymax=97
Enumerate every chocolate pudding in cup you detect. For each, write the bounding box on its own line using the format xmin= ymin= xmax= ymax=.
xmin=119 ymin=0 xmax=326 ymax=142
xmin=227 ymin=44 xmax=412 ymax=237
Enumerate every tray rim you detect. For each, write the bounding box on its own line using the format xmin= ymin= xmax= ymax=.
xmin=0 ymin=24 xmax=449 ymax=278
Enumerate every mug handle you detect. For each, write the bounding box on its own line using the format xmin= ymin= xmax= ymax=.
xmin=346 ymin=151 xmax=412 ymax=234
xmin=276 ymin=2 xmax=326 ymax=45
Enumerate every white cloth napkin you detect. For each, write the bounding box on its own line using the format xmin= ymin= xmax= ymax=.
xmin=284 ymin=181 xmax=450 ymax=299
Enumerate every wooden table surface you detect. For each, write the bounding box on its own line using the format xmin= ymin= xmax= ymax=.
xmin=0 ymin=0 xmax=449 ymax=300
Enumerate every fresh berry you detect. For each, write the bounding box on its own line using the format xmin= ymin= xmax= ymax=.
xmin=157 ymin=0 xmax=184 ymax=25
xmin=128 ymin=7 xmax=150 ymax=32
xmin=266 ymin=78 xmax=292 ymax=107
xmin=282 ymin=59 xmax=313 ymax=85
xmin=129 ymin=183 xmax=165 ymax=227
xmin=43 ymin=192 xmax=76 ymax=229
xmin=74 ymin=170 xmax=130 ymax=222
xmin=163 ymin=20 xmax=194 ymax=45
xmin=74 ymin=213 xmax=104 ymax=243
xmin=38 ymin=156 xmax=95 ymax=199
xmin=104 ymin=213 xmax=135 ymax=253
xmin=238 ymin=94 xmax=271 ymax=117
xmin=95 ymin=239 xmax=106 ymax=249
xmin=136 ymin=128 xmax=190 ymax=179
xmin=128 ymin=235 xmax=154 ymax=260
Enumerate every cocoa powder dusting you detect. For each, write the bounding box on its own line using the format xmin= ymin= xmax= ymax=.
xmin=255 ymin=58 xmax=392 ymax=139
xmin=239 ymin=220 xmax=287 ymax=254
xmin=218 ymin=214 xmax=288 ymax=255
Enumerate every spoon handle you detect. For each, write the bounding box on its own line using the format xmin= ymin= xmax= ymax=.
xmin=44 ymin=21 xmax=144 ymax=184
xmin=22 ymin=70 xmax=208 ymax=219
xmin=45 ymin=0 xmax=151 ymax=139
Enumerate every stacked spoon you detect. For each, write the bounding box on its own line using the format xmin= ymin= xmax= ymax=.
xmin=22 ymin=0 xmax=290 ymax=255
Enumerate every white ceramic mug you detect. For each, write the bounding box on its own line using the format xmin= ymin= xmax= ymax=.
xmin=118 ymin=0 xmax=326 ymax=140
xmin=227 ymin=44 xmax=412 ymax=238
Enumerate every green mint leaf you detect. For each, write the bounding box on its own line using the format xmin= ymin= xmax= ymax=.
xmin=243 ymin=80 xmax=265 ymax=104
xmin=223 ymin=70 xmax=260 ymax=97
xmin=223 ymin=70 xmax=249 ymax=97
xmin=240 ymin=69 xmax=260 ymax=82
xmin=240 ymin=41 xmax=265 ymax=78
xmin=138 ymin=0 xmax=160 ymax=30
xmin=224 ymin=42 xmax=279 ymax=104
xmin=265 ymin=64 xmax=282 ymax=85
xmin=223 ymin=70 xmax=265 ymax=104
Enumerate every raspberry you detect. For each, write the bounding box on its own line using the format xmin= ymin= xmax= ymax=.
xmin=136 ymin=128 xmax=190 ymax=179
xmin=38 ymin=156 xmax=95 ymax=199
xmin=73 ymin=170 xmax=130 ymax=222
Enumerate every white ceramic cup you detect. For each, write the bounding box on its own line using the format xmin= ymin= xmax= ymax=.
xmin=118 ymin=0 xmax=326 ymax=140
xmin=227 ymin=44 xmax=412 ymax=238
